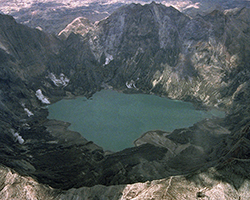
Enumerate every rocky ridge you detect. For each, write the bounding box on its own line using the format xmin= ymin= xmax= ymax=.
xmin=86 ymin=3 xmax=250 ymax=109
xmin=58 ymin=17 xmax=95 ymax=40
xmin=0 ymin=2 xmax=250 ymax=199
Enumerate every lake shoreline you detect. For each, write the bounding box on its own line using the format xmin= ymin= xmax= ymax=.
xmin=48 ymin=89 xmax=225 ymax=152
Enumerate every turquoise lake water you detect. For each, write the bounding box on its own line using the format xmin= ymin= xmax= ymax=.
xmin=48 ymin=90 xmax=225 ymax=151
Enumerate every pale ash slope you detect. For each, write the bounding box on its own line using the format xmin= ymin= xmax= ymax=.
xmin=58 ymin=17 xmax=95 ymax=40
xmin=1 ymin=119 xmax=250 ymax=199
xmin=1 ymin=161 xmax=250 ymax=200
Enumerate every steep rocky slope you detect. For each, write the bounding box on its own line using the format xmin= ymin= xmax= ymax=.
xmin=0 ymin=2 xmax=250 ymax=199
xmin=86 ymin=3 xmax=250 ymax=109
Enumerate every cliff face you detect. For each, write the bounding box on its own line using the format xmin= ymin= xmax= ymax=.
xmin=0 ymin=2 xmax=250 ymax=199
xmin=86 ymin=3 xmax=250 ymax=108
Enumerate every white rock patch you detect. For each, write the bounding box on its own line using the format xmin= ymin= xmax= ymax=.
xmin=104 ymin=54 xmax=113 ymax=66
xmin=126 ymin=81 xmax=133 ymax=89
xmin=24 ymin=108 xmax=34 ymax=117
xmin=0 ymin=41 xmax=9 ymax=53
xmin=126 ymin=80 xmax=137 ymax=89
xmin=35 ymin=89 xmax=50 ymax=104
xmin=11 ymin=130 xmax=24 ymax=144
xmin=48 ymin=73 xmax=70 ymax=87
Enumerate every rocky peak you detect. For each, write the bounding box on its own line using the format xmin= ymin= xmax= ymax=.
xmin=0 ymin=14 xmax=16 ymax=26
xmin=89 ymin=2 xmax=190 ymax=65
xmin=58 ymin=17 xmax=95 ymax=39
xmin=230 ymin=7 xmax=250 ymax=26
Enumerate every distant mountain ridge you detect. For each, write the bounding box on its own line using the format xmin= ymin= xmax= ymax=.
xmin=1 ymin=0 xmax=250 ymax=34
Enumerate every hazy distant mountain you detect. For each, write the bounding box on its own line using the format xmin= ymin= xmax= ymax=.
xmin=0 ymin=0 xmax=249 ymax=34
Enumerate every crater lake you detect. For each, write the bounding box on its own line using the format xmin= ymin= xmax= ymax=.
xmin=48 ymin=90 xmax=225 ymax=151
